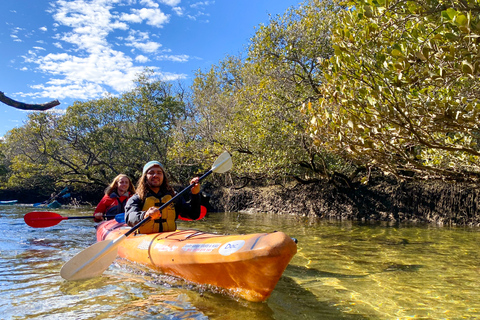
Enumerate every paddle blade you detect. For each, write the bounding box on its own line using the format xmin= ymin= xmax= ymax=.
xmin=59 ymin=186 xmax=69 ymax=194
xmin=178 ymin=205 xmax=207 ymax=221
xmin=24 ymin=211 xmax=65 ymax=228
xmin=60 ymin=237 xmax=123 ymax=281
xmin=211 ymin=151 xmax=232 ymax=174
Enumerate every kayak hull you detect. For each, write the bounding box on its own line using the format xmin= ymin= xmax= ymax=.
xmin=48 ymin=200 xmax=62 ymax=209
xmin=0 ymin=200 xmax=17 ymax=205
xmin=33 ymin=200 xmax=62 ymax=208
xmin=96 ymin=220 xmax=297 ymax=302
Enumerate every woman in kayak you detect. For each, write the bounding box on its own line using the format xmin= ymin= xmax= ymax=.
xmin=94 ymin=174 xmax=135 ymax=222
xmin=125 ymin=161 xmax=201 ymax=233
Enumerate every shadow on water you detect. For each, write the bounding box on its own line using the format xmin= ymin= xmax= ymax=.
xmin=269 ymin=275 xmax=368 ymax=320
xmin=289 ymin=259 xmax=423 ymax=276
xmin=276 ymin=264 xmax=425 ymax=319
xmin=287 ymin=264 xmax=370 ymax=279
xmin=381 ymin=263 xmax=423 ymax=272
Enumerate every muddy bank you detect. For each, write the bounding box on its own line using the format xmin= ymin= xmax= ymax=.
xmin=206 ymin=178 xmax=480 ymax=226
xmin=6 ymin=175 xmax=479 ymax=226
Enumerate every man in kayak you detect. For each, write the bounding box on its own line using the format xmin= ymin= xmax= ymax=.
xmin=124 ymin=161 xmax=201 ymax=233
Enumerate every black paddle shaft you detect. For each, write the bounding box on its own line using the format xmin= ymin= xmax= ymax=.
xmin=64 ymin=214 xmax=117 ymax=220
xmin=124 ymin=168 xmax=213 ymax=237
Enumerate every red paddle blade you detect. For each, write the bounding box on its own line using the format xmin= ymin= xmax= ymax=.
xmin=178 ymin=205 xmax=207 ymax=221
xmin=24 ymin=211 xmax=66 ymax=228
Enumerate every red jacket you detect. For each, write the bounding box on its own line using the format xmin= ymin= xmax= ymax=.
xmin=94 ymin=192 xmax=131 ymax=221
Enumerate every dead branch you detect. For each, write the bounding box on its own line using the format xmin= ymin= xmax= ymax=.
xmin=0 ymin=91 xmax=59 ymax=111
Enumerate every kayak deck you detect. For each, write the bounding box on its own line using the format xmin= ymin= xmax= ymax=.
xmin=97 ymin=220 xmax=297 ymax=302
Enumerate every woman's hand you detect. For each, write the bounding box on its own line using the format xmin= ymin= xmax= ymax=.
xmin=190 ymin=177 xmax=200 ymax=194
xmin=144 ymin=207 xmax=161 ymax=220
xmin=93 ymin=212 xmax=104 ymax=222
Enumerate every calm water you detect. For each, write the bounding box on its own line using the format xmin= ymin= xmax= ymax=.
xmin=1 ymin=204 xmax=479 ymax=319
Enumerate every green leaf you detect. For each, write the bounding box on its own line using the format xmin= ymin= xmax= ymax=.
xmin=462 ymin=61 xmax=474 ymax=75
xmin=364 ymin=5 xmax=373 ymax=18
xmin=391 ymin=49 xmax=403 ymax=56
xmin=445 ymin=8 xmax=457 ymax=20
xmin=415 ymin=51 xmax=427 ymax=61
xmin=456 ymin=14 xmax=468 ymax=26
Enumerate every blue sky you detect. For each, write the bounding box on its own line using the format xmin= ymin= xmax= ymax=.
xmin=0 ymin=0 xmax=299 ymax=136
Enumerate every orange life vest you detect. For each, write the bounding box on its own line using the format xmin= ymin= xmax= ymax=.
xmin=137 ymin=194 xmax=176 ymax=233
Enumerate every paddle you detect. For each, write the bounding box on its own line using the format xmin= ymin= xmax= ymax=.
xmin=60 ymin=151 xmax=233 ymax=281
xmin=179 ymin=205 xmax=207 ymax=221
xmin=114 ymin=205 xmax=207 ymax=223
xmin=24 ymin=211 xmax=117 ymax=228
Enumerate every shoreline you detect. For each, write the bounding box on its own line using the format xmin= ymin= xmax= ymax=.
xmin=206 ymin=178 xmax=480 ymax=227
xmin=5 ymin=176 xmax=480 ymax=227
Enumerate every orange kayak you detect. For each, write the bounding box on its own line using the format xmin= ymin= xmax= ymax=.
xmin=96 ymin=220 xmax=297 ymax=302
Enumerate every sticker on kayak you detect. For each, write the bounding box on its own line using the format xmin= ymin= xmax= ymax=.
xmin=153 ymin=243 xmax=178 ymax=252
xmin=219 ymin=240 xmax=245 ymax=256
xmin=182 ymin=243 xmax=221 ymax=252
xmin=137 ymin=240 xmax=151 ymax=250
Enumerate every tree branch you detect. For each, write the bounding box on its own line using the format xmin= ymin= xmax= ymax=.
xmin=0 ymin=91 xmax=60 ymax=111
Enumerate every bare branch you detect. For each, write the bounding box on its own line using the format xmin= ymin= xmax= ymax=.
xmin=0 ymin=91 xmax=60 ymax=111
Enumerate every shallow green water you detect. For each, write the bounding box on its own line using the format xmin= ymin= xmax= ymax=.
xmin=1 ymin=205 xmax=479 ymax=319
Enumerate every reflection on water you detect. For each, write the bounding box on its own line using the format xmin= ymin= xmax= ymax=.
xmin=1 ymin=205 xmax=480 ymax=319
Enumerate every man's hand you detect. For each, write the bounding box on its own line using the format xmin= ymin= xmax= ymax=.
xmin=144 ymin=207 xmax=161 ymax=220
xmin=190 ymin=177 xmax=200 ymax=194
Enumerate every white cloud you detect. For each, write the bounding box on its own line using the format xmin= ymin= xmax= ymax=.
xmin=120 ymin=12 xmax=144 ymax=23
xmin=135 ymin=41 xmax=162 ymax=52
xmin=156 ymin=54 xmax=189 ymax=62
xmin=19 ymin=0 xmax=188 ymax=100
xmin=47 ymin=108 xmax=67 ymax=115
xmin=172 ymin=7 xmax=183 ymax=16
xmin=139 ymin=8 xmax=169 ymax=27
xmin=140 ymin=0 xmax=159 ymax=8
xmin=10 ymin=27 xmax=24 ymax=42
xmin=188 ymin=0 xmax=212 ymax=21
xmin=128 ymin=30 xmax=150 ymax=41
xmin=120 ymin=8 xmax=170 ymax=27
xmin=160 ymin=72 xmax=187 ymax=81
xmin=159 ymin=0 xmax=181 ymax=6
xmin=135 ymin=55 xmax=149 ymax=63
xmin=26 ymin=49 xmax=147 ymax=99
xmin=51 ymin=0 xmax=117 ymax=54
xmin=125 ymin=30 xmax=162 ymax=53
xmin=190 ymin=1 xmax=214 ymax=9
xmin=29 ymin=82 xmax=106 ymax=100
